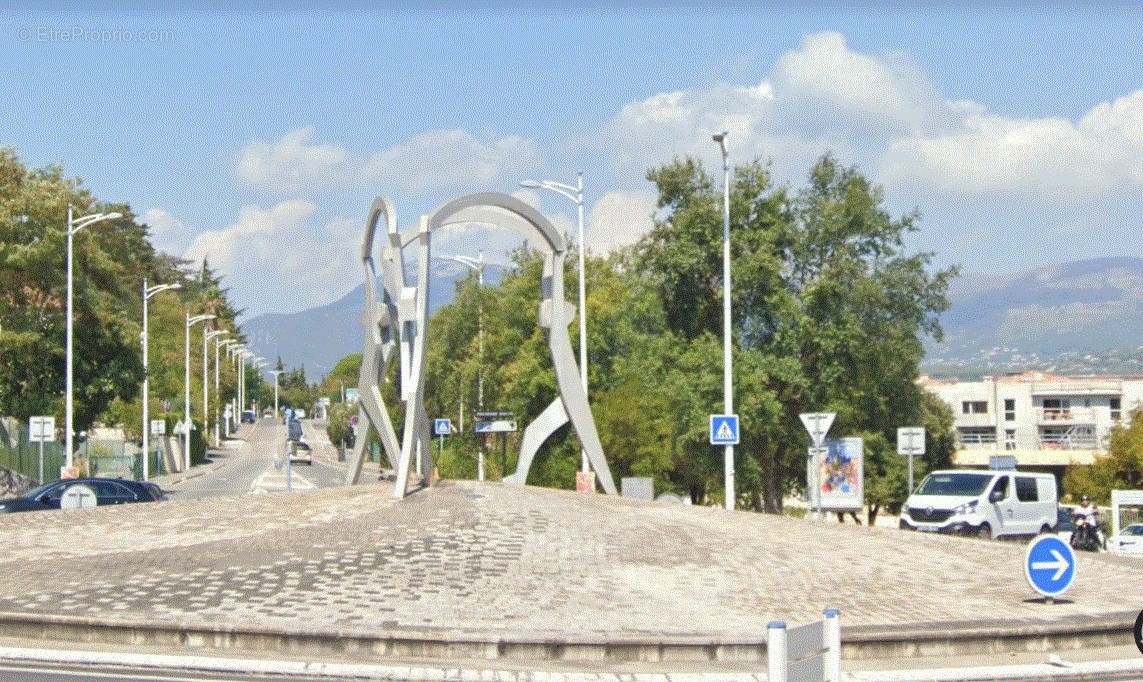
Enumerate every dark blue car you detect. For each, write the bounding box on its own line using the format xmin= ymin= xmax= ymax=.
xmin=0 ymin=478 xmax=165 ymax=514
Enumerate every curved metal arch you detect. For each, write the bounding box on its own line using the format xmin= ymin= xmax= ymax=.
xmin=428 ymin=192 xmax=565 ymax=253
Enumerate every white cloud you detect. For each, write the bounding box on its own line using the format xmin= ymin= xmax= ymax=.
xmin=587 ymin=191 xmax=656 ymax=252
xmin=141 ymin=207 xmax=188 ymax=254
xmin=236 ymin=127 xmax=349 ymax=194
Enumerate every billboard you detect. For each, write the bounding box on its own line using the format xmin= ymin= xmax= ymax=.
xmin=807 ymin=437 xmax=864 ymax=512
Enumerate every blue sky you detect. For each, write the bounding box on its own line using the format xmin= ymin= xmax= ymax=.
xmin=4 ymin=4 xmax=1143 ymax=319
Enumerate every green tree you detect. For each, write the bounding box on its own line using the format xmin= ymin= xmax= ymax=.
xmin=1064 ymin=408 xmax=1143 ymax=504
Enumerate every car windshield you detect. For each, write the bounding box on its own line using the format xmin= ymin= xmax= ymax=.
xmin=1124 ymin=525 xmax=1143 ymax=536
xmin=915 ymin=472 xmax=993 ymax=496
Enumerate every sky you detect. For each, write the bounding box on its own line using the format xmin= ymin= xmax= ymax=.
xmin=3 ymin=3 xmax=1143 ymax=321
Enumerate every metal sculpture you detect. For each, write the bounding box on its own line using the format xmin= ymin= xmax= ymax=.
xmin=347 ymin=192 xmax=617 ymax=498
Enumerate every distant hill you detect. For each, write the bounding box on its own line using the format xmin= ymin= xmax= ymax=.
xmin=242 ymin=263 xmax=502 ymax=377
xmin=925 ymin=257 xmax=1143 ymax=376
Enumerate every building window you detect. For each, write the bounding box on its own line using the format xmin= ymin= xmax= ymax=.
xmin=962 ymin=401 xmax=988 ymax=415
xmin=1042 ymin=398 xmax=1071 ymax=420
xmin=1004 ymin=399 xmax=1015 ymax=421
xmin=1112 ymin=397 xmax=1122 ymax=421
xmin=1005 ymin=429 xmax=1016 ymax=450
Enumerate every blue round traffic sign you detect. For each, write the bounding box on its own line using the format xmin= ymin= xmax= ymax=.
xmin=1024 ymin=534 xmax=1076 ymax=598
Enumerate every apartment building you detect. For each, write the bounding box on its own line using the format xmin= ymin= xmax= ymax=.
xmin=920 ymin=372 xmax=1143 ymax=471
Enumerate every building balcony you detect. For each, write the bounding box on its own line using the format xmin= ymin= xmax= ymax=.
xmin=1036 ymin=407 xmax=1098 ymax=424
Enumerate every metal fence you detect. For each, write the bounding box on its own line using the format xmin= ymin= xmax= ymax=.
xmin=767 ymin=609 xmax=841 ymax=682
xmin=0 ymin=421 xmax=66 ymax=485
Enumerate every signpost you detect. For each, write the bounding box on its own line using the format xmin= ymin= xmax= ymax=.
xmin=896 ymin=426 xmax=925 ymax=494
xmin=29 ymin=416 xmax=54 ymax=484
xmin=60 ymin=483 xmax=96 ymax=510
xmin=475 ymin=412 xmax=514 ymax=480
xmin=800 ymin=413 xmax=836 ymax=517
xmin=709 ymin=414 xmax=740 ymax=445
xmin=1024 ymin=534 xmax=1076 ymax=600
xmin=150 ymin=420 xmax=166 ymax=478
xmin=434 ymin=418 xmax=451 ymax=459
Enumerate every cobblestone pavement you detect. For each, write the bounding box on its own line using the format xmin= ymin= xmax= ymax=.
xmin=1 ymin=477 xmax=1142 ymax=646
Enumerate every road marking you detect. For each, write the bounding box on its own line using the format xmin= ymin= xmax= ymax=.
xmin=249 ymin=468 xmax=315 ymax=493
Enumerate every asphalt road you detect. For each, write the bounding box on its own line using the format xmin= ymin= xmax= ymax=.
xmin=168 ymin=418 xmax=346 ymax=501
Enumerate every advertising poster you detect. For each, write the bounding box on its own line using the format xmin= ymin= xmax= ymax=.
xmin=808 ymin=437 xmax=864 ymax=511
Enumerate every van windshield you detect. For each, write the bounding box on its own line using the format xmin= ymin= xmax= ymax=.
xmin=915 ymin=472 xmax=993 ymax=496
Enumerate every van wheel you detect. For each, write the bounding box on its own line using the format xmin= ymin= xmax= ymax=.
xmin=976 ymin=523 xmax=992 ymax=540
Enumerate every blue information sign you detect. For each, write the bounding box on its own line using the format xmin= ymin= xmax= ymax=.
xmin=433 ymin=419 xmax=451 ymax=436
xmin=1024 ymin=534 xmax=1076 ymax=598
xmin=710 ymin=415 xmax=739 ymax=445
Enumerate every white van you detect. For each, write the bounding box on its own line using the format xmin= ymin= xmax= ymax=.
xmin=899 ymin=470 xmax=1057 ymax=540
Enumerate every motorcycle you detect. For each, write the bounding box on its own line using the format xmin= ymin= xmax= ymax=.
xmin=1070 ymin=513 xmax=1105 ymax=552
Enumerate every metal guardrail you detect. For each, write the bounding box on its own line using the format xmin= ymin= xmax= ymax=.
xmin=767 ymin=609 xmax=840 ymax=682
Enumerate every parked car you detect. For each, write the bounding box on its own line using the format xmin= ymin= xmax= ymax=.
xmin=898 ymin=469 xmax=1057 ymax=540
xmin=241 ymin=410 xmax=255 ymax=423
xmin=0 ymin=478 xmax=165 ymax=513
xmin=1108 ymin=523 xmax=1143 ymax=554
xmin=289 ymin=440 xmax=312 ymax=465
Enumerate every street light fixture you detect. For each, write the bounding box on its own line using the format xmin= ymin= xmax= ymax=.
xmin=203 ymin=328 xmax=226 ymax=450
xmin=141 ymin=279 xmax=182 ymax=480
xmin=250 ymin=358 xmax=267 ymax=415
xmin=184 ymin=312 xmax=215 ymax=471
xmin=519 ymin=173 xmax=589 ymax=475
xmin=435 ymin=252 xmax=486 ymax=480
xmin=66 ymin=206 xmax=122 ymax=470
xmin=216 ymin=338 xmax=237 ymax=443
xmin=268 ymin=369 xmax=284 ymax=419
xmin=712 ymin=131 xmax=734 ymax=511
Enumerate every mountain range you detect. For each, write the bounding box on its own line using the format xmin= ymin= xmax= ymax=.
xmin=241 ymin=257 xmax=1143 ymax=380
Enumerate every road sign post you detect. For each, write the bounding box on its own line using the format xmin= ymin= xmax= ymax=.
xmin=1024 ymin=534 xmax=1076 ymax=600
xmin=29 ymin=416 xmax=55 ymax=484
xmin=709 ymin=415 xmax=739 ymax=445
xmin=800 ymin=413 xmax=835 ymax=517
xmin=897 ymin=426 xmax=926 ymax=494
xmin=434 ymin=419 xmax=451 ymax=460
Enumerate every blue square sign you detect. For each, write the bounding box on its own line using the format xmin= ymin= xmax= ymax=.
xmin=710 ymin=414 xmax=739 ymax=445
xmin=433 ymin=419 xmax=451 ymax=436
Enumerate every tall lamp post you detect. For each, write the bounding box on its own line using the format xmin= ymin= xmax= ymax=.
xmin=203 ymin=329 xmax=226 ymax=450
xmin=713 ymin=131 xmax=734 ymax=511
xmin=216 ymin=338 xmax=237 ymax=443
xmin=66 ymin=206 xmax=122 ymax=469
xmin=141 ymin=279 xmax=181 ymax=480
xmin=435 ymin=252 xmax=485 ymax=480
xmin=184 ymin=313 xmax=216 ymax=471
xmin=227 ymin=344 xmax=246 ymax=433
xmin=268 ymin=369 xmax=284 ymax=419
xmin=519 ymin=173 xmax=589 ymax=474
xmin=250 ymin=358 xmax=267 ymax=415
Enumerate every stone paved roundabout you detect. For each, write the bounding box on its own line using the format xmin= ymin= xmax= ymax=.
xmin=1 ymin=479 xmax=1141 ymax=664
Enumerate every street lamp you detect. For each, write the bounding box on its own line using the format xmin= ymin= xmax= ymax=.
xmin=520 ymin=173 xmax=589 ymax=474
xmin=435 ymin=252 xmax=485 ymax=480
xmin=712 ymin=131 xmax=734 ymax=511
xmin=203 ymin=328 xmax=226 ymax=450
xmin=66 ymin=206 xmax=122 ymax=469
xmin=184 ymin=312 xmax=215 ymax=471
xmin=141 ymin=279 xmax=181 ymax=480
xmin=268 ymin=369 xmax=284 ymax=419
xmin=227 ymin=344 xmax=247 ymax=432
xmin=216 ymin=338 xmax=237 ymax=443
xmin=250 ymin=358 xmax=267 ymax=415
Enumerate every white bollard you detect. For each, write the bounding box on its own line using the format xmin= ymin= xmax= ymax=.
xmin=768 ymin=620 xmax=788 ymax=682
xmin=824 ymin=608 xmax=840 ymax=682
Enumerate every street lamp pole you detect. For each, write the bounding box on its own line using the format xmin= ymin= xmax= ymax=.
xmin=713 ymin=131 xmax=734 ymax=511
xmin=269 ymin=370 xmax=284 ymax=418
xmin=66 ymin=206 xmax=121 ymax=470
xmin=142 ymin=279 xmax=181 ymax=480
xmin=434 ymin=252 xmax=486 ymax=480
xmin=203 ymin=329 xmax=226 ymax=450
xmin=520 ymin=174 xmax=589 ymax=474
xmin=216 ymin=338 xmax=236 ymax=444
xmin=185 ymin=312 xmax=215 ymax=471
xmin=227 ymin=344 xmax=246 ymax=435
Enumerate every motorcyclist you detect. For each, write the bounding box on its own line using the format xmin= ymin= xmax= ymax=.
xmin=1073 ymin=495 xmax=1105 ymax=549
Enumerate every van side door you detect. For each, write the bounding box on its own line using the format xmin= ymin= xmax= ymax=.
xmin=987 ymin=475 xmax=1016 ymax=535
xmin=1014 ymin=475 xmax=1044 ymax=535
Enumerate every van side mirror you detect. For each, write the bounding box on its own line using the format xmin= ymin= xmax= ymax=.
xmin=990 ymin=489 xmax=1005 ymax=503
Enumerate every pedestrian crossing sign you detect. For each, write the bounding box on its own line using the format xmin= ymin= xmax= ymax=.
xmin=710 ymin=414 xmax=739 ymax=445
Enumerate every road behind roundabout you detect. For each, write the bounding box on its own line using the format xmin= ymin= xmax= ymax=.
xmin=0 ymin=427 xmax=1142 ymax=680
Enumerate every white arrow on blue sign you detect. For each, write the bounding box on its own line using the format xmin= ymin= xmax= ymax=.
xmin=434 ymin=419 xmax=451 ymax=436
xmin=1024 ymin=534 xmax=1076 ymax=598
xmin=710 ymin=415 xmax=739 ymax=445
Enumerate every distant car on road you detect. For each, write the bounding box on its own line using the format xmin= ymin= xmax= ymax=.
xmin=289 ymin=440 xmax=312 ymax=465
xmin=241 ymin=410 xmax=255 ymax=423
xmin=1109 ymin=523 xmax=1143 ymax=554
xmin=0 ymin=478 xmax=165 ymax=513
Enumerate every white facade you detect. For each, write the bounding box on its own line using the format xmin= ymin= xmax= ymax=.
xmin=921 ymin=372 xmax=1143 ymax=467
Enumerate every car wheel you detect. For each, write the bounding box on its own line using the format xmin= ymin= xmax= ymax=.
xmin=976 ymin=523 xmax=992 ymax=540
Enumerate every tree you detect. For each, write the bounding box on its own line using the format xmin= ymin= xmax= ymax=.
xmin=1064 ymin=408 xmax=1143 ymax=504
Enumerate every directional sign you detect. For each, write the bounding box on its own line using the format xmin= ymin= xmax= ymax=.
xmin=897 ymin=427 xmax=925 ymax=456
xmin=710 ymin=415 xmax=739 ymax=445
xmin=475 ymin=420 xmax=517 ymax=433
xmin=60 ymin=484 xmax=97 ymax=510
xmin=434 ymin=418 xmax=451 ymax=436
xmin=172 ymin=420 xmax=185 ymax=435
xmin=150 ymin=419 xmax=166 ymax=436
xmin=1024 ymin=534 xmax=1076 ymax=598
xmin=800 ymin=412 xmax=836 ymax=448
xmin=29 ymin=416 xmax=55 ymax=443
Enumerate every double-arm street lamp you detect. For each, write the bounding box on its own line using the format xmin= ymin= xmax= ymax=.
xmin=713 ymin=131 xmax=734 ymax=511
xmin=216 ymin=338 xmax=237 ymax=443
xmin=519 ymin=173 xmax=589 ymax=474
xmin=141 ymin=279 xmax=182 ymax=480
xmin=435 ymin=252 xmax=486 ymax=481
xmin=203 ymin=329 xmax=227 ymax=450
xmin=66 ymin=206 xmax=122 ymax=469
xmin=184 ymin=313 xmax=216 ymax=471
xmin=268 ymin=369 xmax=284 ymax=419
xmin=229 ymin=344 xmax=248 ymax=427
